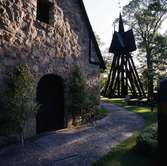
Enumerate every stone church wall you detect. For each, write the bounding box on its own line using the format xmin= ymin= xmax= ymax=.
xmin=0 ymin=0 xmax=101 ymax=137
xmin=57 ymin=0 xmax=101 ymax=99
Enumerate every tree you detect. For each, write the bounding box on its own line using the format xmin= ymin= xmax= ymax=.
xmin=68 ymin=65 xmax=99 ymax=125
xmin=0 ymin=64 xmax=39 ymax=145
xmin=68 ymin=65 xmax=90 ymax=125
xmin=100 ymin=50 xmax=113 ymax=93
xmin=95 ymin=33 xmax=105 ymax=48
xmin=94 ymin=33 xmax=113 ymax=93
xmin=122 ymin=0 xmax=167 ymax=101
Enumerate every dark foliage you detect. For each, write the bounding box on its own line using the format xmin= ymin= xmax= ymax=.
xmin=136 ymin=123 xmax=158 ymax=159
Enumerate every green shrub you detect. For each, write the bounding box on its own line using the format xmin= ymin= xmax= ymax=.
xmin=96 ymin=107 xmax=108 ymax=120
xmin=136 ymin=123 xmax=158 ymax=158
xmin=68 ymin=65 xmax=99 ymax=125
xmin=0 ymin=64 xmax=39 ymax=143
xmin=68 ymin=65 xmax=87 ymax=115
xmin=81 ymin=95 xmax=99 ymax=124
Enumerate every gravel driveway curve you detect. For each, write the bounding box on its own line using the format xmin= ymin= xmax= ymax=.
xmin=0 ymin=102 xmax=144 ymax=166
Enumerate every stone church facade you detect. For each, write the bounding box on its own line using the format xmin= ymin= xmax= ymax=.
xmin=0 ymin=0 xmax=105 ymax=137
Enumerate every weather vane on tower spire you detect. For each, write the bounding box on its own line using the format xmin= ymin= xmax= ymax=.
xmin=118 ymin=0 xmax=122 ymax=11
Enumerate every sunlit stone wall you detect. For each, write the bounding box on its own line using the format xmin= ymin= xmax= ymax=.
xmin=57 ymin=0 xmax=101 ymax=99
xmin=0 ymin=0 xmax=102 ymax=137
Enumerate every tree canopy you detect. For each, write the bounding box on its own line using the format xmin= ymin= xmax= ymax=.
xmin=122 ymin=0 xmax=167 ymax=101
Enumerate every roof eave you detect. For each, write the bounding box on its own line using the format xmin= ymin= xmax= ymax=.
xmin=78 ymin=0 xmax=106 ymax=70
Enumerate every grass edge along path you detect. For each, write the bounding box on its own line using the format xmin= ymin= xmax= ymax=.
xmin=93 ymin=97 xmax=157 ymax=166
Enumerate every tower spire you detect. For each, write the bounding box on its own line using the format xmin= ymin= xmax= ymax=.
xmin=119 ymin=13 xmax=124 ymax=33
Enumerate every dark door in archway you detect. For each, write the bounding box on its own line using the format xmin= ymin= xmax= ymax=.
xmin=36 ymin=74 xmax=64 ymax=133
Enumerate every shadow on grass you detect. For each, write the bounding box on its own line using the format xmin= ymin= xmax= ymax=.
xmin=101 ymin=97 xmax=157 ymax=126
xmin=93 ymin=133 xmax=157 ymax=166
xmin=95 ymin=97 xmax=158 ymax=166
xmin=124 ymin=105 xmax=157 ymax=126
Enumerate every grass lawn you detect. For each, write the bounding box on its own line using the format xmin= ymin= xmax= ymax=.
xmin=93 ymin=97 xmax=157 ymax=166
xmin=96 ymin=107 xmax=108 ymax=120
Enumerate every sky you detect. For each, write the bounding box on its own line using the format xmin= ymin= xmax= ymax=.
xmin=83 ymin=0 xmax=131 ymax=50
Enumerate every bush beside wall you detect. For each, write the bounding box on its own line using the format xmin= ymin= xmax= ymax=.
xmin=0 ymin=64 xmax=39 ymax=145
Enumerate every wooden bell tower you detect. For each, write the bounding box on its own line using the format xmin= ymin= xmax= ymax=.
xmin=104 ymin=14 xmax=145 ymax=98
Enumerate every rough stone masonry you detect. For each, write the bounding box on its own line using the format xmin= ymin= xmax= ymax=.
xmin=0 ymin=0 xmax=105 ymax=137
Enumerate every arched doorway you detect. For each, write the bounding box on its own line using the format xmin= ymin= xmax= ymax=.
xmin=36 ymin=74 xmax=64 ymax=133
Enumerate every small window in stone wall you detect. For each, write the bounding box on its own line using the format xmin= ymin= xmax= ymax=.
xmin=37 ymin=0 xmax=53 ymax=24
xmin=89 ymin=35 xmax=101 ymax=65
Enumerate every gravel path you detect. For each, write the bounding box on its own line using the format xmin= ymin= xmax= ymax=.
xmin=0 ymin=102 xmax=144 ymax=166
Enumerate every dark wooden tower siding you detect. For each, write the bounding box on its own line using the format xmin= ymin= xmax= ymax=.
xmin=104 ymin=14 xmax=145 ymax=98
